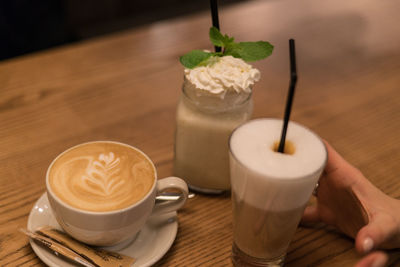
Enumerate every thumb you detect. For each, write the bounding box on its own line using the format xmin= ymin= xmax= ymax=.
xmin=355 ymin=213 xmax=398 ymax=254
xmin=354 ymin=251 xmax=388 ymax=267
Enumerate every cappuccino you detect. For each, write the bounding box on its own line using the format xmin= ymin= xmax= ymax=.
xmin=229 ymin=119 xmax=327 ymax=265
xmin=48 ymin=141 xmax=155 ymax=212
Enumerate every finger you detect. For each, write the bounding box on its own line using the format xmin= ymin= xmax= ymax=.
xmin=322 ymin=140 xmax=365 ymax=184
xmin=354 ymin=251 xmax=388 ymax=267
xmin=355 ymin=214 xmax=398 ymax=253
xmin=322 ymin=140 xmax=351 ymax=175
xmin=300 ymin=205 xmax=320 ymax=224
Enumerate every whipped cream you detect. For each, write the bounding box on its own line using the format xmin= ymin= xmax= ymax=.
xmin=184 ymin=56 xmax=260 ymax=95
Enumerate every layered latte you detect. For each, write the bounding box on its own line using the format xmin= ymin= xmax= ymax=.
xmin=229 ymin=119 xmax=327 ymax=260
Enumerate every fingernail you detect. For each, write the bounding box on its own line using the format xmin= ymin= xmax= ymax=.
xmin=362 ymin=237 xmax=374 ymax=253
xmin=372 ymin=255 xmax=387 ymax=267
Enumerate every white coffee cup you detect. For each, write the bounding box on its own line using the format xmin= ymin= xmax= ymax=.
xmin=46 ymin=141 xmax=188 ymax=246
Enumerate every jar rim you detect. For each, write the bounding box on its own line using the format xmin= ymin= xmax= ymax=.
xmin=182 ymin=78 xmax=253 ymax=112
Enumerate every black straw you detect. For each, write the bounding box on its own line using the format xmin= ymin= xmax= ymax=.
xmin=278 ymin=39 xmax=298 ymax=153
xmin=210 ymin=0 xmax=222 ymax=52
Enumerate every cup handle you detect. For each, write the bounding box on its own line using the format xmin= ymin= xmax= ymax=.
xmin=152 ymin=176 xmax=188 ymax=215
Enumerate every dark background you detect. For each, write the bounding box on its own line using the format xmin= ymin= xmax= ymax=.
xmin=0 ymin=0 xmax=243 ymax=61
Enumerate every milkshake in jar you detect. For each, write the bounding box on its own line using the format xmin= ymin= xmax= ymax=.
xmin=174 ymin=27 xmax=273 ymax=193
xmin=174 ymin=55 xmax=260 ymax=193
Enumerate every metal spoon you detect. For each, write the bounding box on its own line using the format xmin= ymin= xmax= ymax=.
xmin=156 ymin=192 xmax=195 ymax=201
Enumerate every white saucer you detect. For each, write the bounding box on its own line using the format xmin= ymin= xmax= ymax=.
xmin=27 ymin=192 xmax=178 ymax=267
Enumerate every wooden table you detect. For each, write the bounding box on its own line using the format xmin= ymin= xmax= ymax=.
xmin=1 ymin=0 xmax=399 ymax=266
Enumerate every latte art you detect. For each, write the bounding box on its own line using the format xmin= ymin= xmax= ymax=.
xmin=82 ymin=152 xmax=124 ymax=196
xmin=49 ymin=142 xmax=155 ymax=212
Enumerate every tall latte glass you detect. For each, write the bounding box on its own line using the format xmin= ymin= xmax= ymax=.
xmin=229 ymin=119 xmax=327 ymax=266
xmin=46 ymin=141 xmax=188 ymax=246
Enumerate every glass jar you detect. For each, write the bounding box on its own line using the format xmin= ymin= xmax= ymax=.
xmin=173 ymin=80 xmax=253 ymax=193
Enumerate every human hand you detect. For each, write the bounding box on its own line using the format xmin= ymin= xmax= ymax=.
xmin=301 ymin=141 xmax=400 ymax=255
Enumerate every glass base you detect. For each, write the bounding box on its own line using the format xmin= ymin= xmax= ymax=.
xmin=232 ymin=243 xmax=285 ymax=267
xmin=188 ymin=184 xmax=228 ymax=195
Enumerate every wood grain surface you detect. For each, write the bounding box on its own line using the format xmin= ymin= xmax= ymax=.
xmin=1 ymin=0 xmax=400 ymax=266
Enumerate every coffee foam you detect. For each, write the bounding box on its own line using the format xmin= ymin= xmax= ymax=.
xmin=230 ymin=119 xmax=327 ymax=210
xmin=48 ymin=142 xmax=155 ymax=212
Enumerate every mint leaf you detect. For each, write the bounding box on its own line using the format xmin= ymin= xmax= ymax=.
xmin=180 ymin=50 xmax=213 ymax=69
xmin=235 ymin=42 xmax=274 ymax=62
xmin=209 ymin=27 xmax=225 ymax=47
xmin=223 ymin=34 xmax=235 ymax=45
xmin=224 ymin=42 xmax=242 ymax=58
xmin=209 ymin=27 xmax=234 ymax=48
xmin=180 ymin=28 xmax=274 ymax=68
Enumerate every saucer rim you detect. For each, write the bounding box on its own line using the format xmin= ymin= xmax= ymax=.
xmin=27 ymin=192 xmax=178 ymax=267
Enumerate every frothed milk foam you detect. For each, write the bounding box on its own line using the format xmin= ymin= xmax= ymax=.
xmin=49 ymin=142 xmax=155 ymax=212
xmin=230 ymin=119 xmax=327 ymax=259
